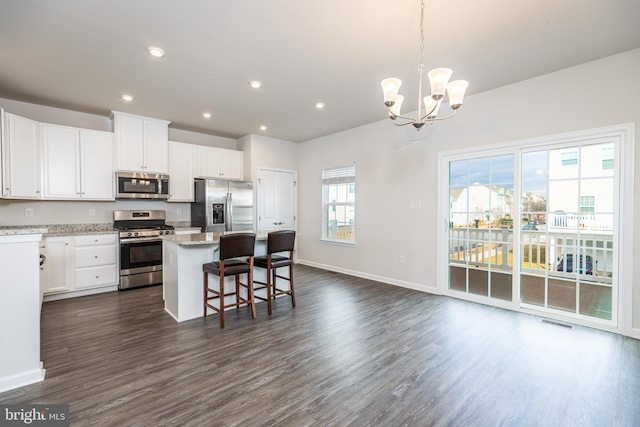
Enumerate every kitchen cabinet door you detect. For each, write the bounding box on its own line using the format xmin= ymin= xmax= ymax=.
xmin=80 ymin=130 xmax=114 ymax=200
xmin=2 ymin=113 xmax=41 ymax=198
xmin=196 ymin=145 xmax=222 ymax=178
xmin=168 ymin=141 xmax=195 ymax=202
xmin=42 ymin=123 xmax=81 ymax=199
xmin=41 ymin=236 xmax=74 ymax=294
xmin=220 ymin=149 xmax=243 ymax=180
xmin=114 ymin=113 xmax=144 ymax=172
xmin=196 ymin=146 xmax=243 ymax=180
xmin=113 ymin=111 xmax=170 ymax=173
xmin=142 ymin=119 xmax=169 ymax=173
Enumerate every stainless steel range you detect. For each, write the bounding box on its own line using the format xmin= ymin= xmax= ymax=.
xmin=113 ymin=210 xmax=174 ymax=290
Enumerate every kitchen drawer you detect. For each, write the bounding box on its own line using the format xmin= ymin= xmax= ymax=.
xmin=75 ymin=265 xmax=117 ymax=289
xmin=74 ymin=234 xmax=117 ymax=246
xmin=75 ymin=245 xmax=117 ymax=267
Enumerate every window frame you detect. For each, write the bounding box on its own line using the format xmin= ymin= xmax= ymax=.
xmin=321 ymin=164 xmax=356 ymax=244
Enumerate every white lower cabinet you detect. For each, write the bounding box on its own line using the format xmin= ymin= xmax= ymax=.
xmin=41 ymin=236 xmax=73 ymax=294
xmin=73 ymin=234 xmax=118 ymax=291
xmin=42 ymin=233 xmax=118 ymax=300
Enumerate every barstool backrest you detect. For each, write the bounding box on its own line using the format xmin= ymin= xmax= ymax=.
xmin=219 ymin=233 xmax=256 ymax=260
xmin=267 ymin=230 xmax=296 ymax=254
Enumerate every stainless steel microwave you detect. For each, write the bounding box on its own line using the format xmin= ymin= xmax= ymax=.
xmin=116 ymin=171 xmax=170 ymax=200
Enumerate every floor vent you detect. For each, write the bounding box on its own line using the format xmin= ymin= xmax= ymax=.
xmin=541 ymin=319 xmax=574 ymax=329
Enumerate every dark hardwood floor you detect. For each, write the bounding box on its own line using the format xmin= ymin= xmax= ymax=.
xmin=1 ymin=264 xmax=639 ymax=426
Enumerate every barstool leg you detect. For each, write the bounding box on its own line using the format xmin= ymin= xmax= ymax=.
xmin=248 ymin=271 xmax=256 ymax=319
xmin=289 ymin=263 xmax=296 ymax=308
xmin=219 ymin=274 xmax=225 ymax=329
xmin=266 ymin=265 xmax=273 ymax=315
xmin=203 ymin=272 xmax=208 ymax=317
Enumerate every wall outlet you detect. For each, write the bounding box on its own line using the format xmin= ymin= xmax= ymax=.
xmin=409 ymin=201 xmax=422 ymax=209
xmin=399 ymin=255 xmax=405 ymax=264
xmin=25 ymin=208 xmax=34 ymax=217
xmin=88 ymin=209 xmax=95 ymax=217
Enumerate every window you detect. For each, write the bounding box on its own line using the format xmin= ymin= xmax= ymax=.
xmin=322 ymin=165 xmax=355 ymax=242
xmin=580 ymin=195 xmax=595 ymax=214
xmin=561 ymin=150 xmax=578 ymax=166
xmin=602 ymin=147 xmax=614 ymax=170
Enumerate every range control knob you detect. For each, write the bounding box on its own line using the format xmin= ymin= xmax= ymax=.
xmin=134 ymin=232 xmax=139 ymax=237
xmin=127 ymin=232 xmax=132 ymax=237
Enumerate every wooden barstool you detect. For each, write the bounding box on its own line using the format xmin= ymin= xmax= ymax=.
xmin=203 ymin=233 xmax=256 ymax=328
xmin=253 ymin=230 xmax=296 ymax=315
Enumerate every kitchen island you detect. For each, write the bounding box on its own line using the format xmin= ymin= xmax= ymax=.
xmin=0 ymin=229 xmax=47 ymax=392
xmin=162 ymin=232 xmax=270 ymax=322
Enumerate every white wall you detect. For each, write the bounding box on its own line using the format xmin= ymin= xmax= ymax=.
xmin=241 ymin=134 xmax=299 ymax=181
xmin=297 ymin=48 xmax=640 ymax=330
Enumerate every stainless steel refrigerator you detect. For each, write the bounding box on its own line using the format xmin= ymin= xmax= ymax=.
xmin=191 ymin=179 xmax=254 ymax=232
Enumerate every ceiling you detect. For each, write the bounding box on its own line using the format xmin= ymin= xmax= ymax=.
xmin=1 ymin=1 xmax=639 ymax=143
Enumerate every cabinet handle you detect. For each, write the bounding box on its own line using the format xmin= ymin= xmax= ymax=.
xmin=95 ymin=276 xmax=99 ymax=279
xmin=65 ymin=243 xmax=69 ymax=246
xmin=94 ymin=255 xmax=98 ymax=259
xmin=36 ymin=190 xmax=40 ymax=194
xmin=95 ymin=240 xmax=98 ymax=242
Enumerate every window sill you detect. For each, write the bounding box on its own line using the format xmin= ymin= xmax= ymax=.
xmin=320 ymin=238 xmax=356 ymax=246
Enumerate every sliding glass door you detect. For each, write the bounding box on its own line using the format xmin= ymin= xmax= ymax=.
xmin=520 ymin=142 xmax=615 ymax=321
xmin=444 ymin=135 xmax=620 ymax=326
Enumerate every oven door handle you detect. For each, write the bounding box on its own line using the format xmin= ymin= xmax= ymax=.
xmin=119 ymin=237 xmax=163 ymax=244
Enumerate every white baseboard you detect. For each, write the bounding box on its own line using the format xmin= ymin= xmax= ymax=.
xmin=0 ymin=364 xmax=45 ymax=394
xmin=296 ymin=259 xmax=438 ymax=295
xmin=43 ymin=285 xmax=118 ymax=302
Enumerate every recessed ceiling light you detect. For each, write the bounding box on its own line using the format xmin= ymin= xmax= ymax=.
xmin=148 ymin=47 xmax=165 ymax=58
xmin=249 ymin=80 xmax=262 ymax=89
xmin=315 ymin=102 xmax=325 ymax=109
xmin=202 ymin=112 xmax=212 ymax=119
xmin=260 ymin=125 xmax=267 ymax=131
xmin=121 ymin=94 xmax=133 ymax=102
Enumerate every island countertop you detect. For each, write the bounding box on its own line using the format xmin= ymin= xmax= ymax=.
xmin=162 ymin=231 xmax=268 ymax=246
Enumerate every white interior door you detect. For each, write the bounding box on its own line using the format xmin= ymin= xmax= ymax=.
xmin=258 ymin=168 xmax=296 ymax=232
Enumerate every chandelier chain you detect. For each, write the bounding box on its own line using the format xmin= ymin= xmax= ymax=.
xmin=419 ymin=0 xmax=425 ymax=70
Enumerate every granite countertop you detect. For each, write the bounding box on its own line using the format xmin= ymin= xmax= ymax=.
xmin=0 ymin=224 xmax=117 ymax=238
xmin=0 ymin=228 xmax=49 ymax=237
xmin=163 ymin=231 xmax=268 ymax=246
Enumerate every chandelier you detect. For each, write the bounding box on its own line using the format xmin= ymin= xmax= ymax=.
xmin=381 ymin=0 xmax=469 ymax=130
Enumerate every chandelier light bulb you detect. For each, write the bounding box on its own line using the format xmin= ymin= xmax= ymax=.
xmin=381 ymin=78 xmax=402 ymax=106
xmin=447 ymin=80 xmax=469 ymax=109
xmin=249 ymin=80 xmax=262 ymax=89
xmin=427 ymin=68 xmax=452 ymax=100
xmin=423 ymin=96 xmax=442 ymax=120
xmin=389 ymin=95 xmax=404 ymax=118
xmin=121 ymin=94 xmax=133 ymax=102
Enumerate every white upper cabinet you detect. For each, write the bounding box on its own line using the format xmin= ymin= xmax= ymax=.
xmin=42 ymin=124 xmax=114 ymax=200
xmin=80 ymin=129 xmax=115 ymax=199
xmin=2 ymin=113 xmax=42 ymax=199
xmin=112 ymin=111 xmax=170 ymax=174
xmin=42 ymin=124 xmax=81 ymax=199
xmin=168 ymin=141 xmax=195 ymax=202
xmin=196 ymin=145 xmax=243 ymax=180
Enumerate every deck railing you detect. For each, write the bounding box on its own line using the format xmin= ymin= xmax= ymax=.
xmin=448 ymin=227 xmax=613 ymax=282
